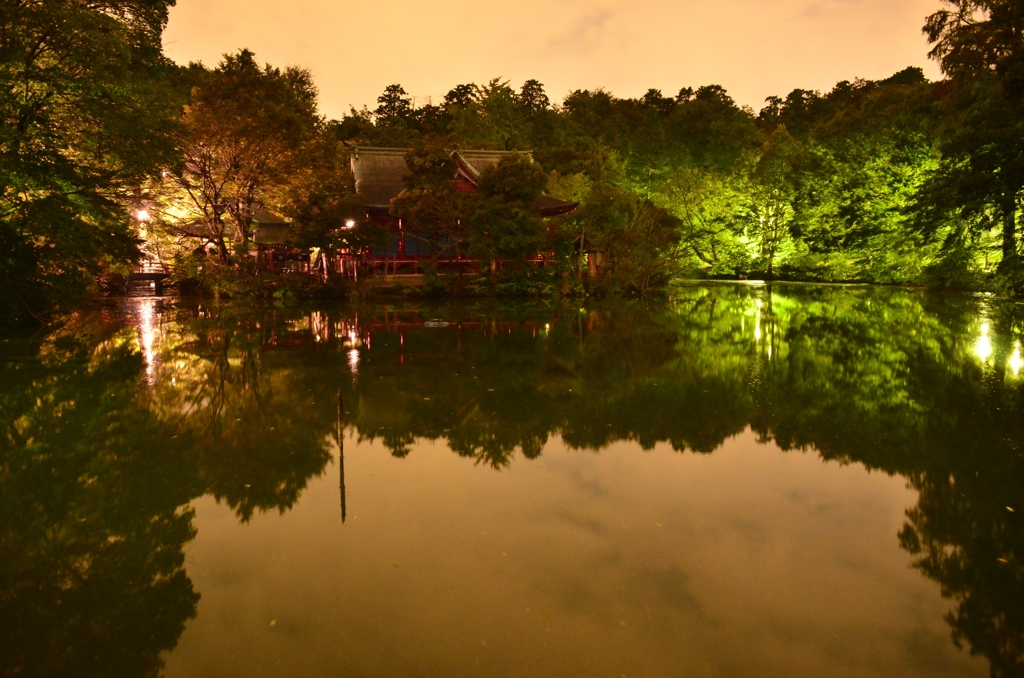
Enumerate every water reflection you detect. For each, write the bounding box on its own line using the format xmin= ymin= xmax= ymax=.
xmin=1 ymin=285 xmax=1023 ymax=676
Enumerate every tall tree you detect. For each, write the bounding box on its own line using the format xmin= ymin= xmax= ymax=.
xmin=390 ymin=144 xmax=471 ymax=261
xmin=746 ymin=127 xmax=801 ymax=277
xmin=467 ymin=153 xmax=548 ymax=267
xmin=922 ymin=0 xmax=1024 ymax=272
xmin=0 ymin=0 xmax=179 ymax=321
xmin=154 ymin=50 xmax=320 ymax=263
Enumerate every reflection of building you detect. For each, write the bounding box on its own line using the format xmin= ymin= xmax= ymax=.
xmin=350 ymin=147 xmax=578 ymax=276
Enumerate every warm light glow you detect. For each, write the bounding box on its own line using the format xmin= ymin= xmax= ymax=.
xmin=348 ymin=349 xmax=360 ymax=374
xmin=136 ymin=209 xmax=150 ymax=221
xmin=137 ymin=299 xmax=160 ymax=385
xmin=1010 ymin=343 xmax=1023 ymax=376
xmin=344 ymin=219 xmax=356 ymax=228
xmin=974 ymin=322 xmax=993 ymax=363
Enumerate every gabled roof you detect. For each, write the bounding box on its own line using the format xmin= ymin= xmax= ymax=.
xmin=254 ymin=223 xmax=291 ymax=245
xmin=349 ymin=147 xmax=410 ymax=209
xmin=251 ymin=208 xmax=293 ymax=244
xmin=349 ymin=146 xmax=578 ymax=217
xmin=252 ymin=208 xmax=289 ymax=225
xmin=451 ymin=149 xmax=533 ymax=183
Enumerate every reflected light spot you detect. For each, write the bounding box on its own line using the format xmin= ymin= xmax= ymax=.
xmin=348 ymin=349 xmax=360 ymax=374
xmin=1010 ymin=343 xmax=1023 ymax=376
xmin=974 ymin=322 xmax=992 ymax=363
xmin=137 ymin=299 xmax=160 ymax=385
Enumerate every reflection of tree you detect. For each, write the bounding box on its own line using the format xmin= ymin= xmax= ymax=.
xmin=4 ymin=288 xmax=1024 ymax=675
xmin=152 ymin=306 xmax=334 ymax=520
xmin=735 ymin=286 xmax=1024 ymax=677
xmin=334 ymin=288 xmax=1024 ymax=675
xmin=0 ymin=327 xmax=199 ymax=677
xmin=0 ymin=304 xmax=340 ymax=675
xmin=895 ymin=347 xmax=1024 ymax=678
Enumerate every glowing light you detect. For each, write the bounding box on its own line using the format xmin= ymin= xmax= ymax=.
xmin=311 ymin=312 xmax=328 ymax=342
xmin=137 ymin=299 xmax=160 ymax=385
xmin=545 ymin=323 xmax=550 ymax=330
xmin=1010 ymin=342 xmax=1023 ymax=376
xmin=348 ymin=349 xmax=360 ymax=374
xmin=975 ymin=322 xmax=993 ymax=363
xmin=344 ymin=219 xmax=356 ymax=229
xmin=135 ymin=209 xmax=150 ymax=221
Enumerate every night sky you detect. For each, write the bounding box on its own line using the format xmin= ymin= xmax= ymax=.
xmin=163 ymin=0 xmax=943 ymax=120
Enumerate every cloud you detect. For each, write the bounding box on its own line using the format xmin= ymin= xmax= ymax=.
xmin=546 ymin=7 xmax=618 ymax=55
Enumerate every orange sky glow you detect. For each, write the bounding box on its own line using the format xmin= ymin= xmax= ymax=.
xmin=163 ymin=0 xmax=944 ymax=120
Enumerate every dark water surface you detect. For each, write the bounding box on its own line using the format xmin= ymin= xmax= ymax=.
xmin=3 ymin=283 xmax=1023 ymax=677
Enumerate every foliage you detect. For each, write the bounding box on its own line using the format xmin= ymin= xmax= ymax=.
xmin=150 ymin=50 xmax=321 ymax=263
xmin=15 ymin=2 xmax=1024 ymax=315
xmin=466 ymin=153 xmax=549 ymax=265
xmin=0 ymin=0 xmax=180 ymax=322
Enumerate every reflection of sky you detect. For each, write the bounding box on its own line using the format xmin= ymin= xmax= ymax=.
xmin=165 ymin=432 xmax=984 ymax=678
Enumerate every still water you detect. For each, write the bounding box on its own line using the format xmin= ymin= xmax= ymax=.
xmin=2 ymin=283 xmax=1022 ymax=677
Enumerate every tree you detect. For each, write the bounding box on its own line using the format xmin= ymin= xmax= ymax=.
xmin=467 ymin=153 xmax=548 ymax=267
xmin=652 ymin=167 xmax=747 ymax=275
xmin=154 ymin=50 xmax=320 ymax=263
xmin=390 ymin=145 xmax=471 ymax=262
xmin=375 ymin=84 xmax=413 ymax=120
xmin=0 ymin=0 xmax=180 ymax=321
xmin=783 ymin=72 xmax=941 ymax=283
xmin=519 ymin=80 xmax=550 ymax=113
xmin=746 ymin=127 xmax=801 ymax=277
xmin=597 ymin=199 xmax=682 ymax=294
xmin=921 ymin=0 xmax=1024 ymax=272
xmin=280 ymin=137 xmax=381 ymax=273
xmin=449 ymin=79 xmax=526 ymax=150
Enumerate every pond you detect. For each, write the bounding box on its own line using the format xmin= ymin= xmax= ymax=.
xmin=2 ymin=283 xmax=1022 ymax=677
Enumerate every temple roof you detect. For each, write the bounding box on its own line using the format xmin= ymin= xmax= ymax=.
xmin=252 ymin=208 xmax=289 ymax=225
xmin=350 ymin=146 xmax=578 ymax=217
xmin=252 ymin=209 xmax=291 ymax=245
xmin=349 ymin=148 xmax=409 ymax=209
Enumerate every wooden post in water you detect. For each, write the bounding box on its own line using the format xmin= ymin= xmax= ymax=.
xmin=338 ymin=390 xmax=346 ymax=523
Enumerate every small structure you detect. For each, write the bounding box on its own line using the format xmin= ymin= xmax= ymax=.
xmin=350 ymin=147 xmax=578 ymax=276
xmin=253 ymin=208 xmax=308 ymax=270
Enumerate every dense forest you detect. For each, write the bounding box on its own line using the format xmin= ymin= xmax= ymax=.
xmin=4 ymin=0 xmax=1024 ymax=322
